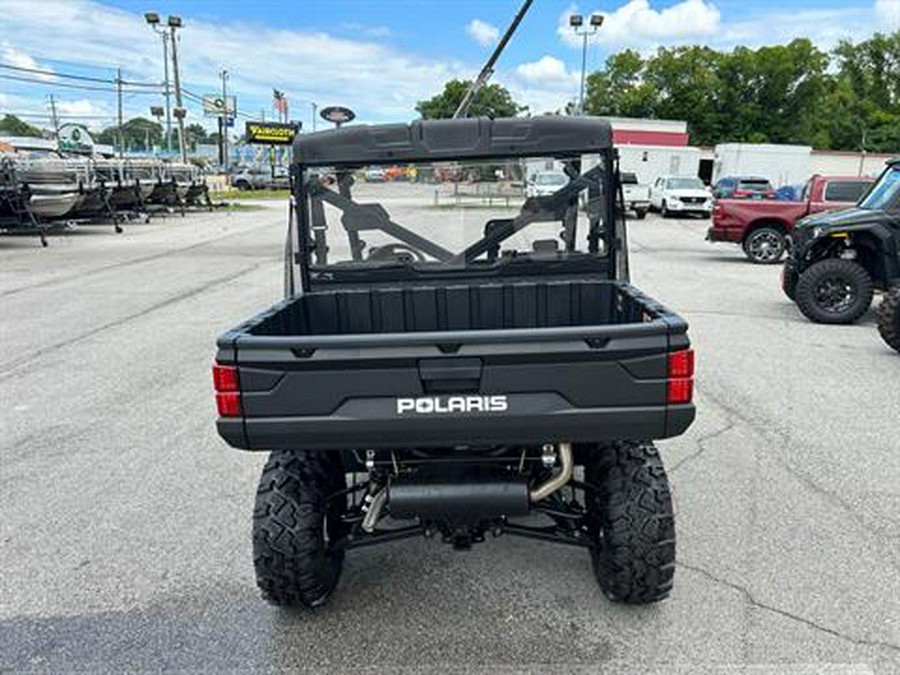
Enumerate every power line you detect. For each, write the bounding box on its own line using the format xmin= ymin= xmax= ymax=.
xmin=0 ymin=72 xmax=160 ymax=94
xmin=0 ymin=62 xmax=160 ymax=87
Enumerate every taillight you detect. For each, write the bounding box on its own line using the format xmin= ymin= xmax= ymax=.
xmin=667 ymin=348 xmax=694 ymax=404
xmin=213 ymin=363 xmax=241 ymax=417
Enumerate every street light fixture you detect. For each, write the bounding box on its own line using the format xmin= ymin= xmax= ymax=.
xmin=145 ymin=11 xmax=187 ymax=162
xmin=571 ymin=13 xmax=604 ymax=116
xmin=145 ymin=11 xmax=172 ymax=154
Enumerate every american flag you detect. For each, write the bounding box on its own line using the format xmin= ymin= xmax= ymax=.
xmin=273 ymin=89 xmax=288 ymax=119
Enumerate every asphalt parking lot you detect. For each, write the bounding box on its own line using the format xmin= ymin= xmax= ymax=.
xmin=1 ymin=202 xmax=899 ymax=673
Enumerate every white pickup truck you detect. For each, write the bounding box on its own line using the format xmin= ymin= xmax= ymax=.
xmin=621 ymin=172 xmax=650 ymax=219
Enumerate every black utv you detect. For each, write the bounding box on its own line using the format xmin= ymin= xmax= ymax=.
xmin=783 ymin=159 xmax=900 ymax=324
xmin=213 ymin=117 xmax=696 ymax=608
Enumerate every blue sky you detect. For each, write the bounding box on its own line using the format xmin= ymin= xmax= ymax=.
xmin=1 ymin=0 xmax=898 ymax=135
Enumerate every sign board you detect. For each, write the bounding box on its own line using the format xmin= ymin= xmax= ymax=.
xmin=202 ymin=94 xmax=237 ymax=118
xmin=57 ymin=123 xmax=94 ymax=154
xmin=320 ymin=106 xmax=355 ymax=125
xmin=245 ymin=121 xmax=300 ymax=145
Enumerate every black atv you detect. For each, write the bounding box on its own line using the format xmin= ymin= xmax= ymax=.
xmin=213 ymin=117 xmax=696 ymax=608
xmin=783 ymin=159 xmax=900 ymax=325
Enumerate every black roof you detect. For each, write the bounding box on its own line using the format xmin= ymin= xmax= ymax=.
xmin=294 ymin=116 xmax=613 ymax=166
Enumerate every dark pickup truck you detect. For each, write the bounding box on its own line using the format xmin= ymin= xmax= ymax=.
xmin=214 ymin=117 xmax=696 ymax=609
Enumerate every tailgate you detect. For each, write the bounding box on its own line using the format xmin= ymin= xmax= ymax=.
xmin=216 ymin=321 xmax=694 ymax=450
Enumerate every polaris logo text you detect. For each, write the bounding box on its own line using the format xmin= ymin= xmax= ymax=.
xmin=396 ymin=395 xmax=508 ymax=415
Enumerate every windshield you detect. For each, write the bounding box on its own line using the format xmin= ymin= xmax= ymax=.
xmin=737 ymin=179 xmax=771 ymax=190
xmin=859 ymin=166 xmax=900 ymax=211
xmin=534 ymin=172 xmax=567 ymax=186
xmin=298 ymin=154 xmax=614 ymax=279
xmin=668 ymin=177 xmax=704 ymax=189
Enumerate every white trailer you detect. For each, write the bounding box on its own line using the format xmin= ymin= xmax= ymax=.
xmin=616 ymin=145 xmax=700 ymax=186
xmin=712 ymin=143 xmax=811 ymax=187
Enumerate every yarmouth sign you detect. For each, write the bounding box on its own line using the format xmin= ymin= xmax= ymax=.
xmin=245 ymin=121 xmax=300 ymax=145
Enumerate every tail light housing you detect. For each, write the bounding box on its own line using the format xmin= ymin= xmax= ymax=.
xmin=213 ymin=362 xmax=241 ymax=417
xmin=667 ymin=348 xmax=694 ymax=404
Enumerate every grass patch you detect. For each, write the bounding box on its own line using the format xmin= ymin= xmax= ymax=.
xmin=213 ymin=188 xmax=291 ymax=201
xmin=212 ymin=202 xmax=267 ymax=211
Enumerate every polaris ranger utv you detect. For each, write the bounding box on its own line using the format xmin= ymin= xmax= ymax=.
xmin=783 ymin=159 xmax=900 ymax=325
xmin=213 ymin=117 xmax=696 ymax=608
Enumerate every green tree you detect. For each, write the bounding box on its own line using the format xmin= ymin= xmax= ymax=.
xmin=0 ymin=114 xmax=44 ymax=137
xmin=416 ymin=79 xmax=526 ymax=119
xmin=184 ymin=123 xmax=208 ymax=151
xmin=96 ymin=118 xmax=163 ymax=152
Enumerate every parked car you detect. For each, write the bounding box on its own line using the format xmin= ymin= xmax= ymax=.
xmin=621 ymin=172 xmax=650 ymax=219
xmin=525 ymin=170 xmax=569 ymax=198
xmin=782 ymin=161 xmax=899 ymax=324
xmin=231 ymin=165 xmax=289 ymax=190
xmin=213 ymin=117 xmax=696 ymax=609
xmin=712 ymin=176 xmax=775 ymax=200
xmin=707 ymin=174 xmax=876 ymax=264
xmin=364 ymin=167 xmax=386 ymax=182
xmin=649 ymin=175 xmax=712 ymax=218
xmin=775 ymin=184 xmax=803 ymax=201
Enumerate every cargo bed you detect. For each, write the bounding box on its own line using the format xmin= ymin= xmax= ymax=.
xmin=215 ymin=278 xmax=694 ymax=450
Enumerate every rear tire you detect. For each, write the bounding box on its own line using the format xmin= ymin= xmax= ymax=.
xmin=877 ymin=288 xmax=900 ymax=353
xmin=253 ymin=450 xmax=347 ymax=608
xmin=634 ymin=208 xmax=648 ymax=220
xmin=795 ymin=259 xmax=873 ymax=324
xmin=743 ymin=227 xmax=786 ymax=264
xmin=585 ymin=441 xmax=676 ymax=604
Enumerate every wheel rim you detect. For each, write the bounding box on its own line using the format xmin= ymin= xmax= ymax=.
xmin=748 ymin=231 xmax=783 ymax=261
xmin=815 ymin=276 xmax=857 ymax=313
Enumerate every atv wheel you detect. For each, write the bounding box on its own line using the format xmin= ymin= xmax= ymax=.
xmin=795 ymin=259 xmax=873 ymax=324
xmin=743 ymin=227 xmax=786 ymax=264
xmin=586 ymin=441 xmax=676 ymax=604
xmin=253 ymin=450 xmax=347 ymax=608
xmin=781 ymin=262 xmax=797 ymax=301
xmin=877 ymin=288 xmax=900 ymax=353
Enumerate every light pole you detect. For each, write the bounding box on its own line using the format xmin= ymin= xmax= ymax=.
xmin=144 ymin=12 xmax=172 ymax=154
xmin=167 ymin=15 xmax=188 ymax=163
xmin=220 ymin=69 xmax=229 ymax=171
xmin=570 ymin=13 xmax=604 ymax=116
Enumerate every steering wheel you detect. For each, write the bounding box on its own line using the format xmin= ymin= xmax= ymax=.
xmin=366 ymin=243 xmax=427 ymax=263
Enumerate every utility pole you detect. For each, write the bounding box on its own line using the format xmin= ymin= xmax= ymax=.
xmin=116 ymin=67 xmax=124 ymax=158
xmin=220 ymin=69 xmax=229 ymax=171
xmin=47 ymin=94 xmax=60 ymax=139
xmin=311 ymin=102 xmax=317 ymax=132
xmin=169 ymin=22 xmax=187 ymax=162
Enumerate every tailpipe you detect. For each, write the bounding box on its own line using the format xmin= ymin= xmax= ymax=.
xmin=529 ymin=442 xmax=573 ymax=502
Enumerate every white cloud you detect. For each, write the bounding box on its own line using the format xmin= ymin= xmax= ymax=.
xmin=516 ymin=56 xmax=577 ymax=84
xmin=2 ymin=42 xmax=55 ymax=81
xmin=0 ymin=0 xmax=470 ymax=126
xmin=466 ymin=19 xmax=500 ymax=47
xmin=558 ymin=0 xmax=721 ymax=49
xmin=875 ymin=0 xmax=900 ymax=28
xmin=56 ymin=98 xmax=108 ymax=117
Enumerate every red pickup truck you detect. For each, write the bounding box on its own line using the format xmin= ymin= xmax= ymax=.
xmin=706 ymin=175 xmax=874 ymax=263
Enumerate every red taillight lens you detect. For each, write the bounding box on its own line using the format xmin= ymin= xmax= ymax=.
xmin=667 ymin=348 xmax=695 ymax=404
xmin=216 ymin=392 xmax=242 ymax=417
xmin=213 ymin=363 xmax=241 ymax=417
xmin=668 ymin=349 xmax=694 ymax=378
xmin=667 ymin=378 xmax=693 ymax=404
xmin=213 ymin=363 xmax=238 ymax=392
